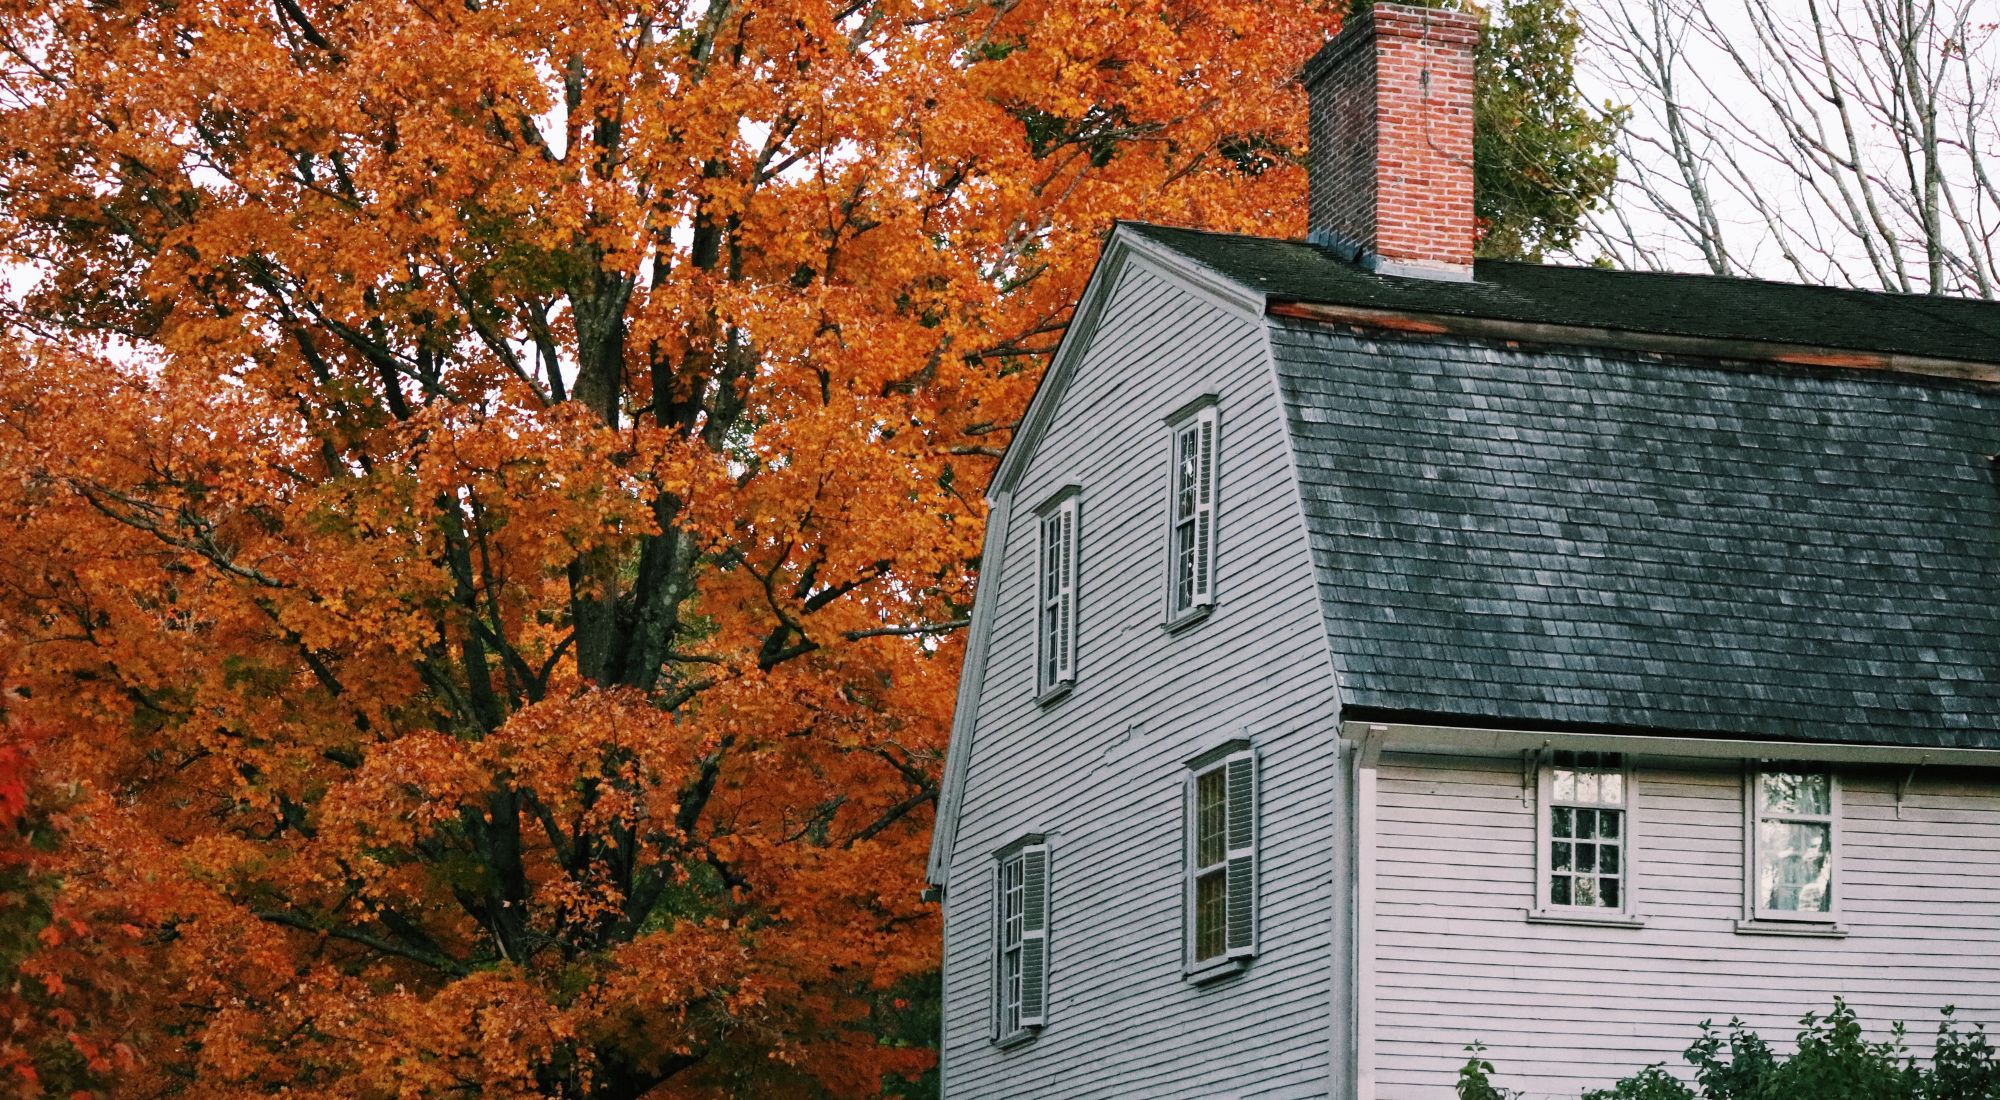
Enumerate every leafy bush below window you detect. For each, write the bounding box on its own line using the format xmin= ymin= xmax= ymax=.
xmin=1454 ymin=1000 xmax=2000 ymax=1100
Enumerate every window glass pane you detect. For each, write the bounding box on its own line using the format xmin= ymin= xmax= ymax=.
xmin=1600 ymin=770 xmax=1624 ymax=806
xmin=1195 ymin=868 xmax=1228 ymax=961
xmin=1552 ymin=752 xmax=1623 ymax=806
xmin=1760 ymin=771 xmax=1831 ymax=816
xmin=1549 ymin=806 xmax=1624 ymax=909
xmin=1196 ymin=769 xmax=1228 ymax=868
xmin=1174 ymin=523 xmax=1195 ymax=610
xmin=1044 ymin=518 xmax=1059 ymax=598
xmin=1048 ymin=608 xmax=1064 ymax=684
xmin=1003 ymin=947 xmax=1022 ymax=1031
xmin=999 ymin=854 xmax=1029 ymax=1033
xmin=1003 ymin=858 xmax=1024 ymax=946
xmin=1553 ymin=765 xmax=1575 ymax=801
xmin=1176 ymin=430 xmax=1197 ymax=520
xmin=1759 ymin=819 xmax=1832 ymax=912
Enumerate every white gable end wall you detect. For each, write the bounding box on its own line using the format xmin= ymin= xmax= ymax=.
xmin=938 ymin=249 xmax=1345 ymax=1097
xmin=1370 ymin=750 xmax=2000 ymax=1099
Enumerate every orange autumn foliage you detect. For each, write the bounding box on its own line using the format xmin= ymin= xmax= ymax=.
xmin=0 ymin=0 xmax=1335 ymax=1094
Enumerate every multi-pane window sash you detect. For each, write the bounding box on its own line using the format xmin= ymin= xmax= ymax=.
xmin=1037 ymin=495 xmax=1079 ymax=696
xmin=1186 ymin=745 xmax=1257 ymax=971
xmin=993 ymin=840 xmax=1049 ymax=1042
xmin=1168 ymin=406 xmax=1218 ymax=620
xmin=1752 ymin=769 xmax=1836 ymax=919
xmin=1546 ymin=751 xmax=1627 ymax=910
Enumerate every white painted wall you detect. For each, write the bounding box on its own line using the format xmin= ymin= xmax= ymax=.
xmin=939 ymin=253 xmax=1345 ymax=1098
xmin=1372 ymin=750 xmax=2000 ymax=1099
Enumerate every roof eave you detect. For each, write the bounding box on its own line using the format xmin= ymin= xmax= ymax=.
xmin=1345 ymin=716 xmax=2000 ymax=764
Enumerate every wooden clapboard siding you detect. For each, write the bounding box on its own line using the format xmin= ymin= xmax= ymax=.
xmin=940 ymin=253 xmax=1343 ymax=1098
xmin=1372 ymin=751 xmax=2000 ymax=1100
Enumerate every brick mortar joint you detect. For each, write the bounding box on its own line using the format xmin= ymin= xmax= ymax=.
xmin=1372 ymin=4 xmax=1481 ymax=41
xmin=1302 ymin=5 xmax=1479 ymax=88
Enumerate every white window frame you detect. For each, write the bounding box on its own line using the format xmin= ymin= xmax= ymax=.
xmin=1530 ymin=750 xmax=1642 ymax=926
xmin=1183 ymin=739 xmax=1257 ymax=981
xmin=1742 ymin=765 xmax=1842 ymax=929
xmin=1163 ymin=398 xmax=1220 ymax=627
xmin=1035 ymin=488 xmax=1080 ymax=701
xmin=992 ymin=835 xmax=1049 ymax=1046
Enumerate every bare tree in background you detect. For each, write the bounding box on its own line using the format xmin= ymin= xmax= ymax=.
xmin=1588 ymin=0 xmax=2000 ymax=297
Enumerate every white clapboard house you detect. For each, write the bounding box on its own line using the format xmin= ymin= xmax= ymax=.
xmin=924 ymin=4 xmax=2000 ymax=1097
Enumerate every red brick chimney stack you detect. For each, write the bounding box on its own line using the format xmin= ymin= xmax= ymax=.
xmin=1303 ymin=3 xmax=1480 ymax=281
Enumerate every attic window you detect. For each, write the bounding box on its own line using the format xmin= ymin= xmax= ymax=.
xmin=1164 ymin=398 xmax=1220 ymax=626
xmin=1035 ymin=488 xmax=1080 ymax=701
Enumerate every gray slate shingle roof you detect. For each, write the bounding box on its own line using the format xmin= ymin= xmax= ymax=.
xmin=1132 ymin=222 xmax=2000 ymax=749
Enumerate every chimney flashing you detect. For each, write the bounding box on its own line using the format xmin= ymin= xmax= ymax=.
xmin=1307 ymin=228 xmax=1478 ymax=282
xmin=1364 ymin=253 xmax=1479 ymax=283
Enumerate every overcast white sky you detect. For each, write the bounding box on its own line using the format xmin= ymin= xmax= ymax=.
xmin=1569 ymin=0 xmax=2000 ymax=291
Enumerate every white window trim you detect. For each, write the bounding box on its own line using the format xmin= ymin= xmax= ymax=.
xmin=1183 ymin=738 xmax=1257 ymax=982
xmin=1530 ymin=750 xmax=1643 ymax=926
xmin=1739 ymin=764 xmax=1845 ymax=935
xmin=1034 ymin=488 xmax=1080 ymax=703
xmin=1163 ymin=397 xmax=1220 ymax=630
xmin=991 ymin=834 xmax=1050 ymax=1046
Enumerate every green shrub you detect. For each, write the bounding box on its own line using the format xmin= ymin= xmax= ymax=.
xmin=1926 ymin=1008 xmax=2000 ymax=1100
xmin=1583 ymin=1065 xmax=1696 ymax=1100
xmin=1453 ymin=1000 xmax=2000 ymax=1100
xmin=1455 ymin=1041 xmax=1516 ymax=1100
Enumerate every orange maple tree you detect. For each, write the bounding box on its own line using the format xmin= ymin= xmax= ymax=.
xmin=0 ymin=0 xmax=1335 ymax=1094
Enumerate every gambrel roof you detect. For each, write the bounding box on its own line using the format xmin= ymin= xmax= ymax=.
xmin=1124 ymin=222 xmax=2000 ymax=750
xmin=1271 ymin=313 xmax=2000 ymax=749
xmin=1127 ymin=223 xmax=2000 ymax=367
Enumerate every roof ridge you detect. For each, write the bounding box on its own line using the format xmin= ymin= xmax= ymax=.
xmin=1117 ymin=221 xmax=2000 ymax=367
xmin=1129 ymin=220 xmax=2000 ymax=312
xmin=1480 ymin=254 xmax=2000 ymax=311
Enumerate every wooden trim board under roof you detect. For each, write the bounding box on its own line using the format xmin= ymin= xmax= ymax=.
xmin=1344 ymin=720 xmax=2000 ymax=767
xmin=1269 ymin=299 xmax=2000 ymax=387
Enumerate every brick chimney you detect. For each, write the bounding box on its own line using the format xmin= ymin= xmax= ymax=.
xmin=1303 ymin=3 xmax=1479 ymax=281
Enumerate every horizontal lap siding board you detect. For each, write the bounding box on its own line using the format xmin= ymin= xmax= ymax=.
xmin=1372 ymin=751 xmax=2000 ymax=1100
xmin=941 ymin=257 xmax=1342 ymax=1098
